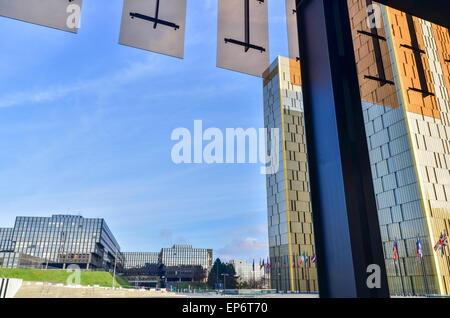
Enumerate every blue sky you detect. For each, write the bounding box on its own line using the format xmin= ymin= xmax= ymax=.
xmin=0 ymin=0 xmax=288 ymax=262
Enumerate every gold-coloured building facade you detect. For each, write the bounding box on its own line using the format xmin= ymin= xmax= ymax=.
xmin=263 ymin=57 xmax=317 ymax=292
xmin=264 ymin=2 xmax=450 ymax=295
xmin=348 ymin=0 xmax=450 ymax=295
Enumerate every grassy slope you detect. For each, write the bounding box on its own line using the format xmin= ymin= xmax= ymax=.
xmin=0 ymin=268 xmax=131 ymax=288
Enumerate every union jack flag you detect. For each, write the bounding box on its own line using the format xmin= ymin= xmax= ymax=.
xmin=434 ymin=232 xmax=448 ymax=256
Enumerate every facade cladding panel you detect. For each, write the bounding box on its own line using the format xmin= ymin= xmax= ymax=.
xmin=0 ymin=215 xmax=123 ymax=270
xmin=263 ymin=56 xmax=317 ymax=293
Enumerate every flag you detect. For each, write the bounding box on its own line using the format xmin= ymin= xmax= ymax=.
xmin=416 ymin=237 xmax=423 ymax=259
xmin=311 ymin=253 xmax=317 ymax=263
xmin=434 ymin=235 xmax=442 ymax=251
xmin=434 ymin=233 xmax=448 ymax=256
xmin=252 ymin=259 xmax=255 ymax=271
xmin=300 ymin=252 xmax=305 ymax=265
xmin=443 ymin=232 xmax=449 ymax=247
xmin=393 ymin=240 xmax=399 ymax=261
xmin=305 ymin=254 xmax=309 ymax=265
xmin=261 ymin=259 xmax=265 ymax=270
xmin=283 ymin=255 xmax=287 ymax=268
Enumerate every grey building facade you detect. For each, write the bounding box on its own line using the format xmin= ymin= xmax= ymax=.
xmin=122 ymin=245 xmax=213 ymax=286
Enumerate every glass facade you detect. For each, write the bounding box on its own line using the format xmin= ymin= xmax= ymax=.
xmin=121 ymin=245 xmax=213 ymax=285
xmin=229 ymin=260 xmax=265 ymax=284
xmin=161 ymin=245 xmax=212 ymax=269
xmin=0 ymin=228 xmax=13 ymax=252
xmin=263 ymin=56 xmax=318 ymax=293
xmin=123 ymin=252 xmax=160 ymax=269
xmin=0 ymin=215 xmax=123 ymax=270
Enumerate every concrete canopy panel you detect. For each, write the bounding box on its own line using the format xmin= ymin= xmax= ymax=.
xmin=217 ymin=0 xmax=269 ymax=77
xmin=119 ymin=0 xmax=187 ymax=59
xmin=0 ymin=0 xmax=82 ymax=33
xmin=286 ymin=0 xmax=299 ymax=60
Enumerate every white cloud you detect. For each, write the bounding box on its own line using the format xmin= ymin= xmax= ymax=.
xmin=0 ymin=56 xmax=159 ymax=108
xmin=217 ymin=236 xmax=268 ymax=262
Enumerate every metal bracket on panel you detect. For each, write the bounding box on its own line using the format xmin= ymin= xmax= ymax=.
xmin=400 ymin=44 xmax=426 ymax=54
xmin=224 ymin=0 xmax=266 ymax=53
xmin=364 ymin=75 xmax=394 ymax=85
xmin=408 ymin=87 xmax=435 ymax=97
xmin=357 ymin=30 xmax=386 ymax=41
xmin=130 ymin=0 xmax=180 ymax=30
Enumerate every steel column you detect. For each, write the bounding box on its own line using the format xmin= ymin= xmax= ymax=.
xmin=295 ymin=0 xmax=389 ymax=297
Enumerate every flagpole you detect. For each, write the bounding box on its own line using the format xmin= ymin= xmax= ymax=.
xmin=277 ymin=258 xmax=280 ymax=292
xmin=397 ymin=257 xmax=406 ymax=296
xmin=306 ymin=255 xmax=310 ymax=293
xmin=417 ymin=235 xmax=429 ymax=296
xmin=420 ymin=255 xmax=429 ymax=295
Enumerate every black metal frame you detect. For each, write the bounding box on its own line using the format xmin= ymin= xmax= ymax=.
xmin=130 ymin=0 xmax=180 ymax=30
xmin=295 ymin=0 xmax=389 ymax=297
xmin=224 ymin=0 xmax=266 ymax=53
xmin=293 ymin=0 xmax=449 ymax=298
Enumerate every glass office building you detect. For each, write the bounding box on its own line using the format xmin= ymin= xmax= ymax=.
xmin=0 ymin=228 xmax=13 ymax=252
xmin=0 ymin=215 xmax=123 ymax=270
xmin=121 ymin=245 xmax=213 ymax=286
xmin=263 ymin=1 xmax=450 ymax=295
xmin=123 ymin=245 xmax=212 ymax=270
xmin=229 ymin=260 xmax=266 ymax=284
xmin=161 ymin=245 xmax=213 ymax=269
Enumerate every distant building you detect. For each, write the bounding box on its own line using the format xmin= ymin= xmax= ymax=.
xmin=122 ymin=245 xmax=213 ymax=286
xmin=161 ymin=245 xmax=212 ymax=269
xmin=122 ymin=252 xmax=160 ymax=270
xmin=0 ymin=228 xmax=14 ymax=252
xmin=229 ymin=260 xmax=265 ymax=284
xmin=0 ymin=215 xmax=123 ymax=271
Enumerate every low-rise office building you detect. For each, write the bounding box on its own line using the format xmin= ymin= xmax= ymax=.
xmin=122 ymin=245 xmax=213 ymax=286
xmin=0 ymin=215 xmax=123 ymax=271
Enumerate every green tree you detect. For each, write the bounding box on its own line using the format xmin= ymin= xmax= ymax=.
xmin=207 ymin=258 xmax=237 ymax=289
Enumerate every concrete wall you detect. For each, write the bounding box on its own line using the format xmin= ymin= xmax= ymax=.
xmin=0 ymin=278 xmax=23 ymax=298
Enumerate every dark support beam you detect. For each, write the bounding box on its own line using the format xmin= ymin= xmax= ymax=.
xmin=295 ymin=0 xmax=389 ymax=297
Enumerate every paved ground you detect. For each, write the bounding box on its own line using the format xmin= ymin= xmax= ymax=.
xmin=15 ymin=281 xmax=185 ymax=298
xmin=183 ymin=293 xmax=319 ymax=298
